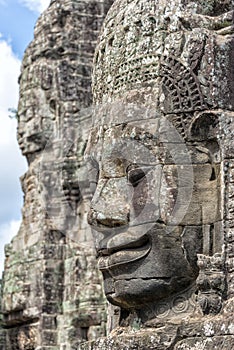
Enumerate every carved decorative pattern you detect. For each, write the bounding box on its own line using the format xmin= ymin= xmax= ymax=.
xmin=160 ymin=56 xmax=205 ymax=114
xmin=154 ymin=289 xmax=197 ymax=319
xmin=95 ymin=53 xmax=206 ymax=116
xmin=197 ymin=253 xmax=226 ymax=315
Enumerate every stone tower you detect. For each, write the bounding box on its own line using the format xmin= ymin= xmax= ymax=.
xmin=0 ymin=0 xmax=114 ymax=349
xmin=81 ymin=0 xmax=234 ymax=348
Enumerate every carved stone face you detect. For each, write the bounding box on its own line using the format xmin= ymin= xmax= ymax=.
xmin=86 ymin=99 xmax=221 ymax=309
xmin=87 ymin=0 xmax=228 ymax=310
xmin=17 ymin=64 xmax=55 ymax=160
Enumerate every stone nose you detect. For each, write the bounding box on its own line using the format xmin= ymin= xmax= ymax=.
xmin=87 ymin=177 xmax=131 ymax=230
xmin=87 ymin=207 xmax=129 ymax=229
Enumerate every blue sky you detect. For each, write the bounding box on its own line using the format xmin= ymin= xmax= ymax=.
xmin=0 ymin=0 xmax=50 ymax=272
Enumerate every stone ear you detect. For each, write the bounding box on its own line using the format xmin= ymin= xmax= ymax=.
xmin=188 ymin=112 xmax=219 ymax=141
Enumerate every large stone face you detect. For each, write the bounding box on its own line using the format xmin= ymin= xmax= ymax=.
xmin=0 ymin=1 xmax=114 ymax=349
xmin=1 ymin=0 xmax=233 ymax=349
xmin=84 ymin=0 xmax=234 ymax=348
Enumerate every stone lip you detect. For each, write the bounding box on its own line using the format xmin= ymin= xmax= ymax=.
xmin=99 ymin=231 xmax=149 ymax=254
xmin=97 ymin=236 xmax=151 ymax=270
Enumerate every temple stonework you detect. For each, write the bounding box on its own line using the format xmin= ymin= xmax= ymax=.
xmin=83 ymin=0 xmax=234 ymax=348
xmin=0 ymin=0 xmax=114 ymax=349
xmin=1 ymin=0 xmax=234 ymax=349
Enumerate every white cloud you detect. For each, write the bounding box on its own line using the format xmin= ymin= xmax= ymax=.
xmin=0 ymin=38 xmax=22 ymax=161
xmin=0 ymin=40 xmax=20 ymax=112
xmin=0 ymin=38 xmax=27 ymax=274
xmin=19 ymin=0 xmax=50 ymax=13
xmin=0 ymin=220 xmax=21 ymax=273
xmin=0 ymin=38 xmax=23 ymax=152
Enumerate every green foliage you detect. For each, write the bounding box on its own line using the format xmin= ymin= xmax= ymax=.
xmin=8 ymin=108 xmax=18 ymax=120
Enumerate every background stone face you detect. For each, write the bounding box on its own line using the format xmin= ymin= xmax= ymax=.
xmin=0 ymin=0 xmax=114 ymax=349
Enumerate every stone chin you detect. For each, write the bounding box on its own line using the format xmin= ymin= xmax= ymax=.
xmin=104 ymin=276 xmax=194 ymax=309
xmin=100 ymin=245 xmax=196 ymax=308
xmin=95 ymin=224 xmax=199 ymax=309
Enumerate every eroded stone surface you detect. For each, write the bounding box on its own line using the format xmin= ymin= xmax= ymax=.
xmin=0 ymin=0 xmax=114 ymax=349
xmin=1 ymin=0 xmax=233 ymax=349
xmin=85 ymin=0 xmax=234 ymax=348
